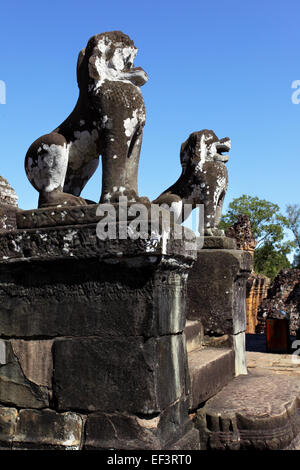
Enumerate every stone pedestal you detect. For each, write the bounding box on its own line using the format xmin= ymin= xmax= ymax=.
xmin=186 ymin=237 xmax=252 ymax=376
xmin=195 ymin=374 xmax=300 ymax=450
xmin=0 ymin=204 xmax=199 ymax=449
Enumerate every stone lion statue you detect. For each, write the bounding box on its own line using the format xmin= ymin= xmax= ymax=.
xmin=25 ymin=31 xmax=148 ymax=208
xmin=153 ymin=130 xmax=230 ymax=235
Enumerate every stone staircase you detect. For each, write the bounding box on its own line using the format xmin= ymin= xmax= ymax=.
xmin=185 ymin=319 xmax=235 ymax=412
xmin=185 ymin=324 xmax=300 ymax=450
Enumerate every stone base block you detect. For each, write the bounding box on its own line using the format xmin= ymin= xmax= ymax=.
xmin=0 ymin=407 xmax=18 ymax=448
xmin=84 ymin=399 xmax=196 ymax=450
xmin=0 ymin=408 xmax=83 ymax=450
xmin=53 ymin=335 xmax=189 ymax=414
xmin=0 ymin=211 xmax=196 ymax=449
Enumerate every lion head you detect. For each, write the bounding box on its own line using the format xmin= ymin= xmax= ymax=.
xmin=180 ymin=129 xmax=231 ymax=173
xmin=76 ymin=31 xmax=148 ymax=91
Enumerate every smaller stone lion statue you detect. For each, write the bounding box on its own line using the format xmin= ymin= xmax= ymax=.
xmin=153 ymin=129 xmax=230 ymax=235
xmin=25 ymin=31 xmax=148 ymax=208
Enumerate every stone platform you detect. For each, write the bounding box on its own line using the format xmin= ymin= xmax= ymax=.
xmin=0 ymin=205 xmax=200 ymax=449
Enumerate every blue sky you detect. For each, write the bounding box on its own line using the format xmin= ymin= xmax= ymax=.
xmin=0 ymin=0 xmax=299 ymax=223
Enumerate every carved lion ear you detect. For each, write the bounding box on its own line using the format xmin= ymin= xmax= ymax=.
xmin=76 ymin=48 xmax=86 ymax=85
xmin=77 ymin=49 xmax=85 ymax=73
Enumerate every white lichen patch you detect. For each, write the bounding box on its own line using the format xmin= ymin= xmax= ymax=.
xmin=195 ymin=133 xmax=208 ymax=171
xmin=62 ymin=229 xmax=77 ymax=255
xmin=27 ymin=143 xmax=68 ymax=192
xmin=103 ymin=192 xmax=112 ymax=202
xmin=124 ymin=110 xmax=139 ymax=137
xmin=63 ymin=230 xmax=77 ymax=242
xmin=91 ymin=38 xmax=139 ymax=90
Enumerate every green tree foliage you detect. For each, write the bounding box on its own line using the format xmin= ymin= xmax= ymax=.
xmin=220 ymin=195 xmax=293 ymax=279
xmin=286 ymin=204 xmax=300 ymax=267
xmin=254 ymin=242 xmax=291 ymax=279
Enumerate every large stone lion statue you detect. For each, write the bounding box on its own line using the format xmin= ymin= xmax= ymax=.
xmin=25 ymin=31 xmax=148 ymax=208
xmin=153 ymin=130 xmax=231 ymax=235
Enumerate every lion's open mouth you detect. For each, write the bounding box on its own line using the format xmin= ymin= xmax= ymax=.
xmin=214 ymin=139 xmax=231 ymax=161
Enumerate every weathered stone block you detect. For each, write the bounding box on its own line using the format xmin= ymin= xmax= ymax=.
xmin=0 ymin=222 xmax=194 ymax=339
xmin=53 ymin=335 xmax=189 ymax=413
xmin=0 ymin=362 xmax=49 ymax=409
xmin=0 ymin=407 xmax=18 ymax=448
xmin=11 ymin=340 xmax=53 ymax=387
xmin=187 ymin=246 xmax=252 ymax=336
xmin=201 ymin=236 xmax=236 ymax=250
xmin=84 ymin=399 xmax=194 ymax=450
xmin=12 ymin=409 xmax=83 ymax=449
xmin=85 ymin=411 xmax=161 ymax=450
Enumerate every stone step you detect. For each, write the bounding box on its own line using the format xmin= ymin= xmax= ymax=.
xmin=188 ymin=347 xmax=235 ymax=411
xmin=185 ymin=320 xmax=203 ymax=352
xmin=194 ymin=372 xmax=300 ymax=450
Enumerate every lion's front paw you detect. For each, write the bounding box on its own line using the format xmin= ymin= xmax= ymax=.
xmin=100 ymin=189 xmax=149 ymax=204
xmin=38 ymin=190 xmax=88 ymax=209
